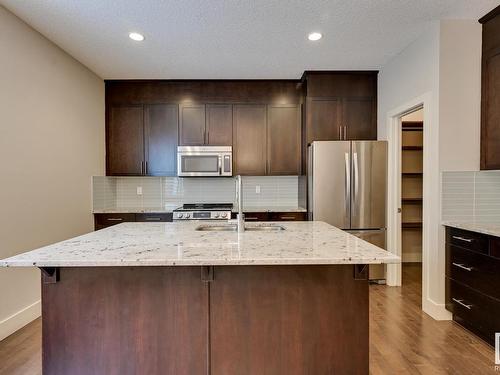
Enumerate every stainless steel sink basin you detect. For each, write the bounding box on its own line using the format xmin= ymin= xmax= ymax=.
xmin=195 ymin=224 xmax=285 ymax=232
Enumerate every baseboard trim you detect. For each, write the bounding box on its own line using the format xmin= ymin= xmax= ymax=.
xmin=0 ymin=300 xmax=41 ymax=341
xmin=422 ymin=297 xmax=452 ymax=320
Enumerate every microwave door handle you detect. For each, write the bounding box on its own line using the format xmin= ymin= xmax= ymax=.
xmin=218 ymin=156 xmax=222 ymax=175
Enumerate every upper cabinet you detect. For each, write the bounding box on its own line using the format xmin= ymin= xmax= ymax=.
xmin=107 ymin=104 xmax=178 ymax=176
xmin=179 ymin=104 xmax=233 ymax=146
xmin=233 ymin=105 xmax=267 ymax=175
xmin=144 ymin=104 xmax=179 ymax=176
xmin=107 ymin=105 xmax=144 ymax=175
xmin=303 ymin=71 xmax=377 ymax=144
xmin=267 ymin=104 xmax=301 ymax=175
xmin=480 ymin=6 xmax=500 ymax=170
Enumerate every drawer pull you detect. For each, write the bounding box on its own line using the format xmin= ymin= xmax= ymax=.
xmin=452 ymin=262 xmax=473 ymax=272
xmin=107 ymin=218 xmax=123 ymax=221
xmin=280 ymin=216 xmax=296 ymax=220
xmin=452 ymin=235 xmax=473 ymax=243
xmin=246 ymin=217 xmax=258 ymax=220
xmin=452 ymin=298 xmax=472 ymax=310
xmin=145 ymin=217 xmax=161 ymax=221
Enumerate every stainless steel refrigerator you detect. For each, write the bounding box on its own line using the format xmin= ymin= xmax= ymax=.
xmin=308 ymin=141 xmax=388 ymax=281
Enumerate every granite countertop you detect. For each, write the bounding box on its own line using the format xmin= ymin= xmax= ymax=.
xmin=0 ymin=221 xmax=399 ymax=267
xmin=93 ymin=207 xmax=307 ymax=214
xmin=442 ymin=221 xmax=500 ymax=237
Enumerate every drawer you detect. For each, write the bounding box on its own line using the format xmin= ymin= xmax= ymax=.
xmin=135 ymin=213 xmax=173 ymax=222
xmin=231 ymin=212 xmax=269 ymax=221
xmin=268 ymin=212 xmax=307 ymax=221
xmin=446 ymin=245 xmax=500 ymax=300
xmin=446 ymin=278 xmax=500 ymax=346
xmin=94 ymin=213 xmax=136 ymax=230
xmin=447 ymin=227 xmax=488 ymax=254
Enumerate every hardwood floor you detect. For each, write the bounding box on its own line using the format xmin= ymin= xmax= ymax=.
xmin=0 ymin=264 xmax=496 ymax=375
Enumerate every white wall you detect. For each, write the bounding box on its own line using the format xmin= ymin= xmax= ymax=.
xmin=0 ymin=6 xmax=104 ymax=340
xmin=378 ymin=20 xmax=482 ymax=320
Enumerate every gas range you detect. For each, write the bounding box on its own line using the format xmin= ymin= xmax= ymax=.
xmin=173 ymin=203 xmax=233 ymax=221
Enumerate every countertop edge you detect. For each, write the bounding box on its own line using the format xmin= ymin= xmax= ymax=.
xmin=442 ymin=221 xmax=500 ymax=238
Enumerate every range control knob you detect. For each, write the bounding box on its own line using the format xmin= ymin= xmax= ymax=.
xmin=186 ymin=213 xmax=191 ymax=218
xmin=215 ymin=213 xmax=220 ymax=218
xmin=177 ymin=213 xmax=183 ymax=219
xmin=221 ymin=213 xmax=227 ymax=218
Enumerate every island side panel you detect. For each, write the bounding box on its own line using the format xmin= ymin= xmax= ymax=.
xmin=41 ymin=267 xmax=209 ymax=375
xmin=210 ymin=265 xmax=369 ymax=375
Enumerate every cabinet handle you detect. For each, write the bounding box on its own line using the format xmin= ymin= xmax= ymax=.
xmin=246 ymin=217 xmax=259 ymax=220
xmin=452 ymin=236 xmax=473 ymax=243
xmin=338 ymin=126 xmax=342 ymax=139
xmin=452 ymin=262 xmax=473 ymax=272
xmin=140 ymin=161 xmax=144 ymax=175
xmin=344 ymin=125 xmax=347 ymax=140
xmin=145 ymin=161 xmax=148 ymax=175
xmin=452 ymin=298 xmax=472 ymax=310
xmin=107 ymin=218 xmax=123 ymax=221
xmin=145 ymin=217 xmax=161 ymax=221
xmin=280 ymin=216 xmax=296 ymax=220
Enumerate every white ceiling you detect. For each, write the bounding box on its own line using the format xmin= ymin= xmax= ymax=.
xmin=1 ymin=0 xmax=498 ymax=79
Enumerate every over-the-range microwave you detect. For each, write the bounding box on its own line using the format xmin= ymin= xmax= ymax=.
xmin=177 ymin=146 xmax=232 ymax=177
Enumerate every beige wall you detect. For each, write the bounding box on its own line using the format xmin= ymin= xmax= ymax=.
xmin=0 ymin=6 xmax=104 ymax=339
xmin=378 ymin=20 xmax=482 ymax=320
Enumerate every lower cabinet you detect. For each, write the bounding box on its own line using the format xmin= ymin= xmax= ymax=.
xmin=445 ymin=226 xmax=500 ymax=345
xmin=94 ymin=213 xmax=173 ymax=230
xmin=231 ymin=211 xmax=307 ymax=221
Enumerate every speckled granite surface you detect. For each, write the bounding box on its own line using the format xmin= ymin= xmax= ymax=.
xmin=0 ymin=221 xmax=399 ymax=267
xmin=442 ymin=221 xmax=500 ymax=238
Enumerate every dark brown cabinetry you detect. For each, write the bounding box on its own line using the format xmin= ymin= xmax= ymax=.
xmin=231 ymin=211 xmax=307 ymax=221
xmin=267 ymin=104 xmax=301 ymax=175
xmin=94 ymin=212 xmax=173 ymax=230
xmin=107 ymin=106 xmax=144 ymax=175
xmin=445 ymin=226 xmax=500 ymax=345
xmin=206 ymin=104 xmax=233 ymax=145
xmin=302 ymin=71 xmax=377 ymax=145
xmin=480 ymin=6 xmax=500 ymax=170
xmin=179 ymin=104 xmax=206 ymax=145
xmin=233 ymin=105 xmax=267 ymax=175
xmin=107 ymin=104 xmax=178 ymax=176
xmin=145 ymin=104 xmax=178 ymax=176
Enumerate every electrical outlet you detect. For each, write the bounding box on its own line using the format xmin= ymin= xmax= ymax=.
xmin=136 ymin=186 xmax=143 ymax=195
xmin=255 ymin=185 xmax=261 ymax=194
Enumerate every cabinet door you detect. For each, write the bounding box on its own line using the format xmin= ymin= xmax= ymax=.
xmin=481 ymin=50 xmax=500 ymax=169
xmin=107 ymin=106 xmax=144 ymax=175
xmin=206 ymin=104 xmax=233 ymax=146
xmin=144 ymin=104 xmax=178 ymax=176
xmin=233 ymin=105 xmax=267 ymax=175
xmin=306 ymin=98 xmax=342 ymax=143
xmin=343 ymin=98 xmax=376 ymax=140
xmin=179 ymin=104 xmax=206 ymax=145
xmin=267 ymin=104 xmax=301 ymax=175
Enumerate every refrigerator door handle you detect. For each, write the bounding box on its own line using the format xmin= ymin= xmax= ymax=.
xmin=344 ymin=152 xmax=350 ymax=220
xmin=353 ymin=152 xmax=359 ymax=208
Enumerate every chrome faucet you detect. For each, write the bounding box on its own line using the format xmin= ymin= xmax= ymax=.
xmin=236 ymin=175 xmax=245 ymax=232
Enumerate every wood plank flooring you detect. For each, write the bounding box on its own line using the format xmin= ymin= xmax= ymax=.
xmin=0 ymin=264 xmax=496 ymax=374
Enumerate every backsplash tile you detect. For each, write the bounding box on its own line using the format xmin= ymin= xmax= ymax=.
xmin=93 ymin=176 xmax=300 ymax=212
xmin=442 ymin=171 xmax=500 ymax=223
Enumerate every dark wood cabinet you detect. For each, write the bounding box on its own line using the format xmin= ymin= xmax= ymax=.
xmin=107 ymin=106 xmax=144 ymax=175
xmin=343 ymin=98 xmax=376 ymax=140
xmin=306 ymin=98 xmax=342 ymax=142
xmin=179 ymin=104 xmax=206 ymax=145
xmin=445 ymin=226 xmax=500 ymax=345
xmin=267 ymin=104 xmax=301 ymax=175
xmin=94 ymin=212 xmax=173 ymax=230
xmin=303 ymin=71 xmax=377 ymax=145
xmin=144 ymin=104 xmax=178 ymax=176
xmin=233 ymin=105 xmax=267 ymax=175
xmin=206 ymin=104 xmax=233 ymax=145
xmin=231 ymin=211 xmax=307 ymax=221
xmin=480 ymin=6 xmax=500 ymax=170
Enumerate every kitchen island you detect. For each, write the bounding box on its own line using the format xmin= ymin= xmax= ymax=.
xmin=1 ymin=221 xmax=399 ymax=375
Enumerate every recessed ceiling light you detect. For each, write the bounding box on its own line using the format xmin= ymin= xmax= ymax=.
xmin=308 ymin=32 xmax=322 ymax=41
xmin=129 ymin=32 xmax=145 ymax=42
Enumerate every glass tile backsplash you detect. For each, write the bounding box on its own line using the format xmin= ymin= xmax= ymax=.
xmin=442 ymin=171 xmax=500 ymax=223
xmin=92 ymin=176 xmax=300 ymax=212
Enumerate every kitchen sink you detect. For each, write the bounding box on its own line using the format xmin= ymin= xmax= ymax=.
xmin=195 ymin=224 xmax=285 ymax=232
